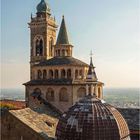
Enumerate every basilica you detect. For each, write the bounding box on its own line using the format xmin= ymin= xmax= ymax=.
xmin=2 ymin=0 xmax=139 ymax=140
xmin=24 ymin=0 xmax=104 ymax=112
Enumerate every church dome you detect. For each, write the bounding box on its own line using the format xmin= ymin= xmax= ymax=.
xmin=56 ymin=94 xmax=130 ymax=140
xmin=36 ymin=0 xmax=51 ymax=13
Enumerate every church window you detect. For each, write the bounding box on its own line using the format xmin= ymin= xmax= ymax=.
xmin=49 ymin=70 xmax=53 ymax=79
xmin=75 ymin=70 xmax=78 ymax=79
xmin=98 ymin=87 xmax=101 ymax=98
xmin=77 ymin=87 xmax=86 ymax=98
xmin=67 ymin=69 xmax=71 ymax=79
xmin=79 ymin=70 xmax=83 ymax=79
xmin=58 ymin=50 xmax=60 ymax=56
xmin=62 ymin=49 xmax=65 ymax=56
xmin=59 ymin=88 xmax=68 ymax=102
xmin=36 ymin=39 xmax=43 ymax=56
xmin=37 ymin=70 xmax=42 ymax=79
xmin=61 ymin=69 xmax=66 ymax=78
xmin=55 ymin=70 xmax=59 ymax=79
xmin=46 ymin=88 xmax=55 ymax=101
xmin=43 ymin=70 xmax=47 ymax=79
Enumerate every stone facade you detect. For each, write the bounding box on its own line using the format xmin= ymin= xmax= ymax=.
xmin=24 ymin=0 xmax=104 ymax=112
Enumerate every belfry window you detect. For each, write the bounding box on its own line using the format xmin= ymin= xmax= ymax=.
xmin=75 ymin=70 xmax=78 ymax=79
xmin=36 ymin=39 xmax=43 ymax=56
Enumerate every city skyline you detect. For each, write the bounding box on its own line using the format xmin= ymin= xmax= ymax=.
xmin=1 ymin=0 xmax=140 ymax=89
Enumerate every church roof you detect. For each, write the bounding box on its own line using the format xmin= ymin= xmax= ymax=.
xmin=56 ymin=16 xmax=69 ymax=45
xmin=35 ymin=57 xmax=88 ymax=67
xmin=56 ymin=94 xmax=130 ymax=140
xmin=10 ymin=108 xmax=58 ymax=139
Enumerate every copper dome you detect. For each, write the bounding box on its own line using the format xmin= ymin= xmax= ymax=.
xmin=56 ymin=94 xmax=130 ymax=140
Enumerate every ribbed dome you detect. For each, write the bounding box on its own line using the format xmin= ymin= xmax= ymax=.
xmin=56 ymin=94 xmax=130 ymax=140
xmin=36 ymin=0 xmax=50 ymax=13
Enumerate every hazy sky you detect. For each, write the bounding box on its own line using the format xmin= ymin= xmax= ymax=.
xmin=1 ymin=0 xmax=140 ymax=89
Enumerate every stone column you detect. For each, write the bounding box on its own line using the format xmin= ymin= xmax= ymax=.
xmin=95 ymin=85 xmax=98 ymax=97
xmin=91 ymin=84 xmax=94 ymax=96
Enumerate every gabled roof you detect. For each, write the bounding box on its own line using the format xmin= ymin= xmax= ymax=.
xmin=56 ymin=16 xmax=69 ymax=45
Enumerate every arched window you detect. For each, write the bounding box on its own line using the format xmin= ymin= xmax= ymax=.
xmin=43 ymin=70 xmax=47 ymax=79
xmin=62 ymin=49 xmax=65 ymax=56
xmin=58 ymin=50 xmax=60 ymax=56
xmin=59 ymin=88 xmax=68 ymax=102
xmin=67 ymin=69 xmax=71 ymax=79
xmin=55 ymin=50 xmax=58 ymax=56
xmin=49 ymin=38 xmax=54 ymax=57
xmin=46 ymin=88 xmax=54 ymax=101
xmin=75 ymin=70 xmax=78 ymax=79
xmin=98 ymin=87 xmax=101 ymax=98
xmin=37 ymin=70 xmax=42 ymax=79
xmin=49 ymin=70 xmax=53 ymax=79
xmin=36 ymin=39 xmax=43 ymax=56
xmin=61 ymin=69 xmax=66 ymax=78
xmin=54 ymin=70 xmax=59 ymax=79
xmin=77 ymin=87 xmax=86 ymax=99
xmin=79 ymin=70 xmax=83 ymax=79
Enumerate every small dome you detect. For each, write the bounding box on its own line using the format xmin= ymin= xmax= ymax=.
xmin=36 ymin=0 xmax=51 ymax=13
xmin=56 ymin=94 xmax=130 ymax=140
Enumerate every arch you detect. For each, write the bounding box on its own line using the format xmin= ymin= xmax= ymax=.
xmin=61 ymin=69 xmax=66 ymax=78
xmin=67 ymin=69 xmax=71 ymax=79
xmin=43 ymin=70 xmax=47 ymax=79
xmin=58 ymin=50 xmax=60 ymax=56
xmin=77 ymin=87 xmax=86 ymax=98
xmin=37 ymin=70 xmax=42 ymax=79
xmin=75 ymin=70 xmax=78 ymax=79
xmin=46 ymin=88 xmax=55 ymax=101
xmin=79 ymin=69 xmax=83 ymax=79
xmin=59 ymin=88 xmax=68 ymax=102
xmin=62 ymin=49 xmax=65 ymax=56
xmin=54 ymin=69 xmax=59 ymax=79
xmin=32 ymin=88 xmax=42 ymax=99
xmin=49 ymin=70 xmax=53 ymax=79
xmin=36 ymin=39 xmax=43 ymax=56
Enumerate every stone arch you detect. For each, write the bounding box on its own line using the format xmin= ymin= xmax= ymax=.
xmin=61 ymin=69 xmax=66 ymax=78
xmin=77 ymin=87 xmax=86 ymax=98
xmin=75 ymin=69 xmax=78 ymax=79
xmin=43 ymin=70 xmax=47 ymax=79
xmin=79 ymin=69 xmax=83 ymax=79
xmin=67 ymin=69 xmax=71 ymax=79
xmin=37 ymin=70 xmax=42 ymax=79
xmin=46 ymin=88 xmax=55 ymax=101
xmin=49 ymin=70 xmax=53 ymax=79
xmin=59 ymin=88 xmax=68 ymax=102
xmin=62 ymin=49 xmax=65 ymax=56
xmin=54 ymin=69 xmax=59 ymax=79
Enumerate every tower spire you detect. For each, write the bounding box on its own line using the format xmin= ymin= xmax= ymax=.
xmin=56 ymin=15 xmax=69 ymax=45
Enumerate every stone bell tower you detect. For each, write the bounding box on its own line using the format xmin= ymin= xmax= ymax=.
xmin=29 ymin=0 xmax=57 ymax=65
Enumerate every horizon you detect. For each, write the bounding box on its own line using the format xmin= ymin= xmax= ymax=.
xmin=1 ymin=0 xmax=140 ymax=89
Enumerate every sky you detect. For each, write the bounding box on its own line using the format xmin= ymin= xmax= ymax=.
xmin=1 ymin=0 xmax=140 ymax=89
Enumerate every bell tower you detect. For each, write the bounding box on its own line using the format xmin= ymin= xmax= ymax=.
xmin=29 ymin=0 xmax=57 ymax=65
